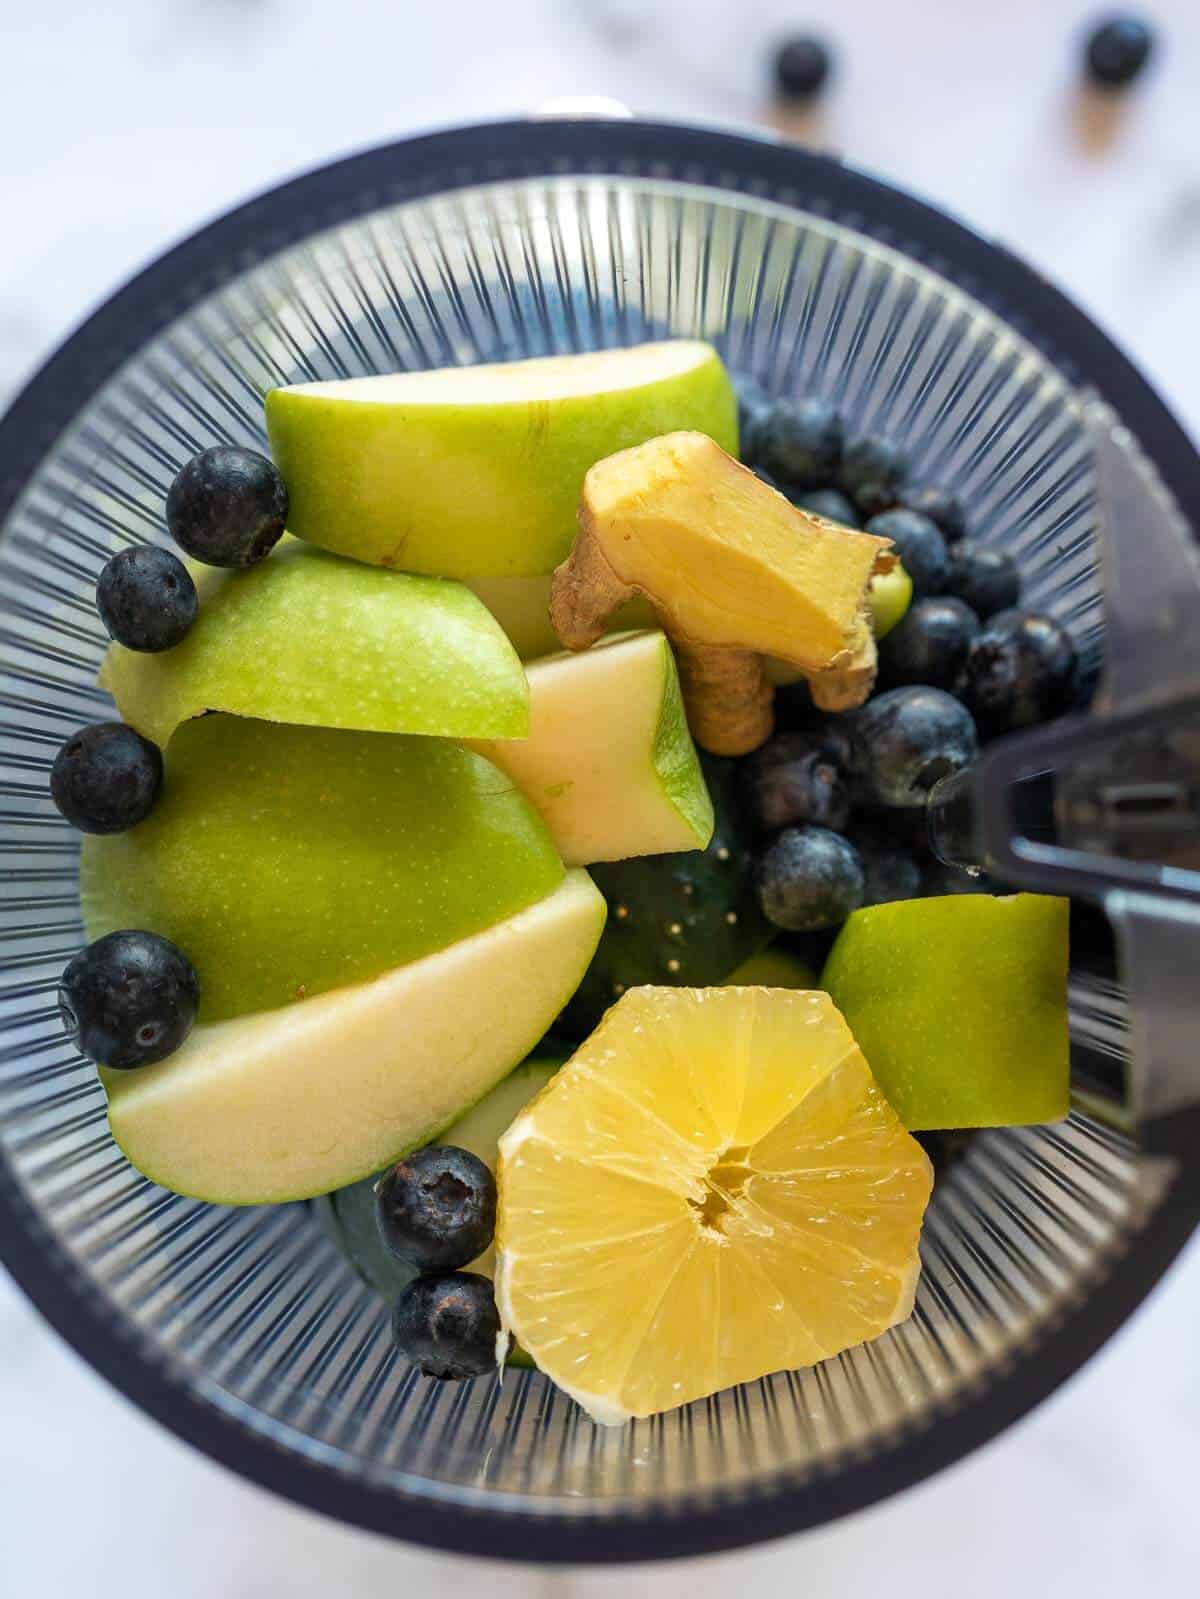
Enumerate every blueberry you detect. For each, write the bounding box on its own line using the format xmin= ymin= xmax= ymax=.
xmin=741 ymin=732 xmax=851 ymax=834
xmin=758 ymin=398 xmax=843 ymax=489
xmin=59 ymin=930 xmax=199 ymax=1069
xmin=756 ymin=825 xmax=864 ymax=932
xmin=734 ymin=376 xmax=772 ymax=464
xmin=878 ymin=596 xmax=981 ymax=690
xmin=1084 ymin=16 xmax=1154 ymax=88
xmin=865 ymin=509 xmax=948 ymax=597
xmin=850 ymin=686 xmax=979 ymax=808
xmin=166 ymin=447 xmax=288 ymax=568
xmin=375 ymin=1145 xmax=497 ymax=1274
xmin=943 ymin=544 xmax=1021 ymax=619
xmin=899 ymin=485 xmax=967 ymax=543
xmin=794 ymin=488 xmax=861 ymax=527
xmin=958 ymin=612 xmax=1078 ymax=736
xmin=96 ymin=545 xmax=199 ymax=653
xmin=50 ymin=722 xmax=163 ymax=834
xmin=855 ymin=838 xmax=922 ymax=906
xmin=839 ymin=434 xmax=908 ymax=518
xmin=773 ymin=35 xmax=833 ymax=101
xmin=391 ymin=1272 xmax=501 ymax=1381
xmin=752 ymin=465 xmax=781 ymax=492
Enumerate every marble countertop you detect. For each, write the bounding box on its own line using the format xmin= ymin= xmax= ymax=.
xmin=3 ymin=0 xmax=1199 ymax=1592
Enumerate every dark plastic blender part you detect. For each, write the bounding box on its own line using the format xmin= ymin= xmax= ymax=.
xmin=2 ymin=118 xmax=1200 ymax=1562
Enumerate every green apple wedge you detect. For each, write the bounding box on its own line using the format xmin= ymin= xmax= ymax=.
xmin=101 ymin=872 xmax=605 ymax=1204
xmin=265 ymin=341 xmax=738 ymax=578
xmin=467 ymin=632 xmax=714 ymax=866
xmin=466 ymin=573 xmax=656 ymax=661
xmin=100 ymin=538 xmax=529 ymax=748
xmin=80 ymin=714 xmax=563 ymax=1022
xmin=822 ymin=893 xmax=1070 ymax=1130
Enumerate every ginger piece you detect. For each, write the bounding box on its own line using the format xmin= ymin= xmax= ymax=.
xmin=550 ymin=432 xmax=893 ymax=755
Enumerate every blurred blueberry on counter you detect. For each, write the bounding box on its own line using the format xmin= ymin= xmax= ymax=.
xmin=1084 ymin=16 xmax=1155 ymax=88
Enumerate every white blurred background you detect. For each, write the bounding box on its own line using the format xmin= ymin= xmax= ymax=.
xmin=2 ymin=1 xmax=1199 ymax=1593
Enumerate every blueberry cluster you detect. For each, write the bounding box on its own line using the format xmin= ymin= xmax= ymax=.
xmin=54 ymin=448 xmax=288 ymax=1071
xmin=735 ymin=381 xmax=1080 ymax=938
xmin=375 ymin=1146 xmax=503 ymax=1380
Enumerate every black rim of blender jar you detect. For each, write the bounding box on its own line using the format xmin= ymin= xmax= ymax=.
xmin=1 ymin=117 xmax=1198 ymax=1564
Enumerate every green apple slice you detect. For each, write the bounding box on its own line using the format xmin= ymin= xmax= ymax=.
xmin=101 ymin=872 xmax=605 ymax=1203
xmin=468 ymin=632 xmax=714 ymax=866
xmin=466 ymin=573 xmax=656 ymax=661
xmin=265 ymin=341 xmax=738 ymax=578
xmin=99 ymin=538 xmax=529 ymax=748
xmin=821 ymin=893 xmax=1070 ymax=1130
xmin=81 ymin=714 xmax=563 ymax=1022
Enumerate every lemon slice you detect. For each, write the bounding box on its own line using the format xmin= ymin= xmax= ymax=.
xmin=495 ymin=986 xmax=932 ymax=1424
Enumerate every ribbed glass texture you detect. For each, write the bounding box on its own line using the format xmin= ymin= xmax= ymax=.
xmin=0 ymin=176 xmax=1155 ymax=1523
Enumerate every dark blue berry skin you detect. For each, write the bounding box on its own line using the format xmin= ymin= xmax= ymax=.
xmin=773 ymin=35 xmax=832 ymax=100
xmin=1085 ymin=16 xmax=1154 ymax=88
xmin=375 ymin=1145 xmax=497 ymax=1274
xmin=866 ymin=509 xmax=948 ymax=597
xmin=96 ymin=545 xmax=199 ymax=653
xmin=915 ymin=1129 xmax=976 ymax=1180
xmin=752 ymin=465 xmax=782 ymax=492
xmin=50 ymin=722 xmax=163 ymax=835
xmin=58 ymin=930 xmax=199 ymax=1069
xmin=839 ymin=435 xmax=908 ymax=518
xmin=756 ymin=825 xmax=864 ymax=932
xmin=850 ymin=822 xmax=923 ymax=907
xmin=794 ymin=488 xmax=861 ymax=527
xmin=758 ymin=398 xmax=843 ymax=489
xmin=943 ymin=544 xmax=1021 ymax=619
xmin=958 ymin=612 xmax=1078 ymax=736
xmin=850 ymin=686 xmax=979 ymax=808
xmin=899 ymin=485 xmax=967 ymax=544
xmin=735 ymin=376 xmax=772 ymax=464
xmin=166 ymin=447 xmax=287 ymax=568
xmin=391 ymin=1272 xmax=501 ymax=1381
xmin=740 ymin=732 xmax=851 ymax=835
xmin=878 ymin=596 xmax=981 ymax=690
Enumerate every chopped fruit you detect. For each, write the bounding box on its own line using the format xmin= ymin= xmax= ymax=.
xmin=391 ymin=1273 xmax=502 ymax=1381
xmin=166 ymin=447 xmax=287 ymax=569
xmin=1084 ymin=16 xmax=1154 ymax=88
xmin=468 ymin=632 xmax=714 ymax=866
xmin=899 ymin=486 xmax=967 ymax=543
xmin=740 ymin=731 xmax=851 ymax=834
xmin=265 ymin=341 xmax=737 ymax=578
xmin=958 ymin=611 xmax=1078 ymax=735
xmin=822 ymin=893 xmax=1070 ymax=1129
xmin=551 ymin=432 xmax=894 ymax=753
xmin=100 ymin=871 xmax=605 ymax=1203
xmin=100 ymin=538 xmax=529 ymax=748
xmin=879 ymin=596 xmax=981 ymax=690
xmin=773 ymin=34 xmax=833 ymax=100
xmin=944 ymin=545 xmax=1020 ymax=619
xmin=850 ymin=686 xmax=978 ymax=807
xmin=756 ymin=825 xmax=865 ymax=931
xmin=865 ymin=509 xmax=948 ymax=597
xmin=50 ymin=722 xmax=163 ymax=835
xmin=867 ymin=560 xmax=913 ymax=639
xmin=495 ymin=986 xmax=932 ymax=1423
xmin=96 ymin=546 xmax=198 ymax=653
xmin=725 ymin=946 xmax=816 ymax=987
xmin=318 ymin=1052 xmax=564 ymax=1328
xmin=81 ymin=714 xmax=563 ymax=1022
xmin=559 ymin=753 xmax=770 ymax=1038
xmin=60 ymin=930 xmax=198 ymax=1069
xmin=375 ymin=1146 xmax=497 ymax=1274
xmin=795 ymin=488 xmax=860 ymax=527
xmin=757 ymin=398 xmax=843 ymax=488
xmin=465 ymin=573 xmax=655 ymax=661
xmin=839 ymin=434 xmax=907 ymax=518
